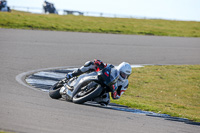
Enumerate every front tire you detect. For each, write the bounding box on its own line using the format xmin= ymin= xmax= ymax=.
xmin=73 ymin=85 xmax=103 ymax=104
xmin=49 ymin=81 xmax=63 ymax=99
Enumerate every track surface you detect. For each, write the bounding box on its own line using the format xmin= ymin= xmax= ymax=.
xmin=0 ymin=29 xmax=200 ymax=133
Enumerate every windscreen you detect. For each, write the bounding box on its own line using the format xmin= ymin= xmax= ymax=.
xmin=102 ymin=67 xmax=119 ymax=87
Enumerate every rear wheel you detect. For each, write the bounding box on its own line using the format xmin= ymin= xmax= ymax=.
xmin=49 ymin=80 xmax=64 ymax=99
xmin=73 ymin=84 xmax=103 ymax=104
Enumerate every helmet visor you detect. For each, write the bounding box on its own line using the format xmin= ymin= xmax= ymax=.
xmin=120 ymin=71 xmax=129 ymax=79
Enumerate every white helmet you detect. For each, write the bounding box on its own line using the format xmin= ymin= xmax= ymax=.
xmin=116 ymin=62 xmax=132 ymax=81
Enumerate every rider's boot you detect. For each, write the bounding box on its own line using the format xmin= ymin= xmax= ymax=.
xmin=94 ymin=93 xmax=110 ymax=106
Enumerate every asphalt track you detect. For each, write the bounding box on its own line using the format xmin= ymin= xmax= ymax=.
xmin=0 ymin=28 xmax=200 ymax=133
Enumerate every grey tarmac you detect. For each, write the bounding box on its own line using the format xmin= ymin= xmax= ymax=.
xmin=0 ymin=29 xmax=200 ymax=133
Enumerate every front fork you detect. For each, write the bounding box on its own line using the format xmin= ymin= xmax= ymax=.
xmin=60 ymin=84 xmax=73 ymax=100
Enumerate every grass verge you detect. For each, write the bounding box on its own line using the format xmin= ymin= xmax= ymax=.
xmin=0 ymin=131 xmax=13 ymax=133
xmin=111 ymin=65 xmax=200 ymax=122
xmin=0 ymin=10 xmax=200 ymax=37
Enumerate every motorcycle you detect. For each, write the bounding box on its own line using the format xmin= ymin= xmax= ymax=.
xmin=0 ymin=0 xmax=11 ymax=12
xmin=49 ymin=66 xmax=119 ymax=104
xmin=43 ymin=1 xmax=58 ymax=14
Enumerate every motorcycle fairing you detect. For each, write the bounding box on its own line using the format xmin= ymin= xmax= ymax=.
xmin=68 ymin=72 xmax=99 ymax=98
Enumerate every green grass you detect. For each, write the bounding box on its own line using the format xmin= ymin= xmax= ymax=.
xmin=0 ymin=131 xmax=13 ymax=133
xmin=0 ymin=10 xmax=200 ymax=37
xmin=111 ymin=65 xmax=200 ymax=122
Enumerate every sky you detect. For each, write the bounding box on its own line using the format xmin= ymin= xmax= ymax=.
xmin=7 ymin=0 xmax=200 ymax=21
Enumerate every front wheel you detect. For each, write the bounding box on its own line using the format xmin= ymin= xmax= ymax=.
xmin=49 ymin=81 xmax=63 ymax=99
xmin=73 ymin=84 xmax=103 ymax=104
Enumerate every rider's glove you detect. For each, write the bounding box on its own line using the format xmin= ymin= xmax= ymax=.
xmin=94 ymin=59 xmax=105 ymax=70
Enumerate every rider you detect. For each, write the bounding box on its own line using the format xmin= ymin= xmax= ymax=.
xmin=66 ymin=59 xmax=132 ymax=105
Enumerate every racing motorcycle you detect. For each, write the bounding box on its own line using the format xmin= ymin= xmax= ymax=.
xmin=49 ymin=66 xmax=119 ymax=104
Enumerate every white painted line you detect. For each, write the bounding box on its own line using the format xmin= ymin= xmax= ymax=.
xmin=131 ymin=65 xmax=144 ymax=68
xmin=15 ymin=66 xmax=77 ymax=92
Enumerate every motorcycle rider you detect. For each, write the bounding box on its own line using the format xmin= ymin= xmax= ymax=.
xmin=66 ymin=59 xmax=132 ymax=105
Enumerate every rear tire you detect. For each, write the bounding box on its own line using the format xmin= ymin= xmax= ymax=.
xmin=49 ymin=82 xmax=63 ymax=99
xmin=73 ymin=85 xmax=103 ymax=104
